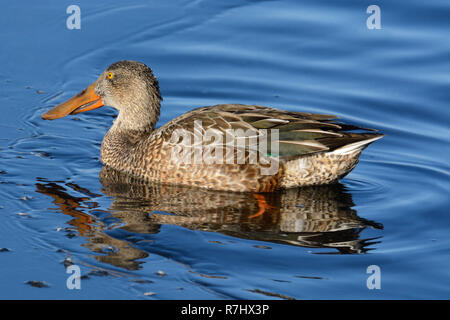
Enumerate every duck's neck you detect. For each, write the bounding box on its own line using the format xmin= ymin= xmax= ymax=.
xmin=112 ymin=98 xmax=160 ymax=132
xmin=100 ymin=102 xmax=160 ymax=174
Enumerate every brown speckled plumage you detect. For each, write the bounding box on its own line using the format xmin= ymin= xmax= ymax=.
xmin=43 ymin=61 xmax=384 ymax=192
xmin=98 ymin=166 xmax=380 ymax=238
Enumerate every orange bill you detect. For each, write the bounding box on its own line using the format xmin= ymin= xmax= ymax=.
xmin=42 ymin=82 xmax=103 ymax=120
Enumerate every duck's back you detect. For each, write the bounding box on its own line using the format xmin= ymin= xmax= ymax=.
xmin=104 ymin=104 xmax=383 ymax=192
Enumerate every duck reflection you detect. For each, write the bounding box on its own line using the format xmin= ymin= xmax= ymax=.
xmin=36 ymin=166 xmax=382 ymax=270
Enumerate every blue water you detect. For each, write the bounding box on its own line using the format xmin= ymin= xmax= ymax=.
xmin=0 ymin=0 xmax=449 ymax=299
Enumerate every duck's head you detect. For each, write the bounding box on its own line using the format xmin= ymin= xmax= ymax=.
xmin=42 ymin=60 xmax=161 ymax=130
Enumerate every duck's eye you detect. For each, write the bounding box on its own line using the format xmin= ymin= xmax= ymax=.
xmin=107 ymin=72 xmax=114 ymax=79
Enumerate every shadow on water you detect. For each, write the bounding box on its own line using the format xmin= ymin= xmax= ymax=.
xmin=35 ymin=166 xmax=383 ymax=271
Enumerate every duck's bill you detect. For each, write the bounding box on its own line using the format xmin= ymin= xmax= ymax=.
xmin=42 ymin=82 xmax=104 ymax=120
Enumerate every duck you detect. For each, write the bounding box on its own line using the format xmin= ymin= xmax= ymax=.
xmin=42 ymin=60 xmax=383 ymax=192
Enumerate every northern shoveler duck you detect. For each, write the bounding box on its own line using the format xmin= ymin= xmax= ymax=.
xmin=42 ymin=60 xmax=383 ymax=192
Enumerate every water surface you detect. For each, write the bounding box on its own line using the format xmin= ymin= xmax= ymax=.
xmin=0 ymin=0 xmax=449 ymax=299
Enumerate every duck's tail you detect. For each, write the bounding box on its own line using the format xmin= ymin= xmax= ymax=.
xmin=331 ymin=134 xmax=384 ymax=155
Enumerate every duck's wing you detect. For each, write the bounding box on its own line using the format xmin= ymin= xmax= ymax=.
xmin=158 ymin=104 xmax=383 ymax=160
